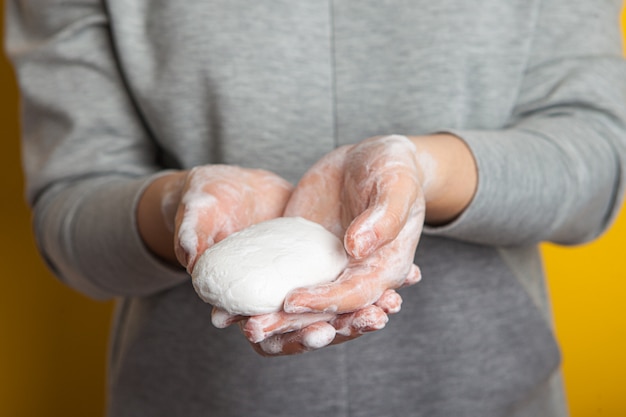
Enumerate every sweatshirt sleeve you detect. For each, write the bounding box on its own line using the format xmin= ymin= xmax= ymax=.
xmin=424 ymin=0 xmax=626 ymax=247
xmin=4 ymin=0 xmax=188 ymax=299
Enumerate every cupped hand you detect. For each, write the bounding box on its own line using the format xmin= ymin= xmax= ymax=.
xmin=236 ymin=135 xmax=427 ymax=356
xmin=138 ymin=164 xmax=294 ymax=348
xmin=283 ymin=135 xmax=426 ymax=315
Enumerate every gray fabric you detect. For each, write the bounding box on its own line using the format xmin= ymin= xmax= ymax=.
xmin=5 ymin=0 xmax=626 ymax=415
xmin=106 ymin=236 xmax=564 ymax=417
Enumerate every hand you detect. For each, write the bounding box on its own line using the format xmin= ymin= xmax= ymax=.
xmin=137 ymin=165 xmax=293 ymax=273
xmin=283 ymin=135 xmax=426 ymax=315
xmin=140 ymin=164 xmax=396 ymax=356
xmin=235 ymin=135 xmax=428 ymax=356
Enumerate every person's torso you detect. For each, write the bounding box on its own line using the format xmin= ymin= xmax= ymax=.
xmin=104 ymin=2 xmax=565 ymax=416
xmin=107 ymin=0 xmax=535 ymax=182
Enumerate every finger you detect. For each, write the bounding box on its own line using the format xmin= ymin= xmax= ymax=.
xmin=331 ymin=305 xmax=388 ymax=337
xmin=374 ymin=289 xmax=403 ymax=314
xmin=284 ymin=269 xmax=384 ymax=314
xmin=211 ymin=306 xmax=244 ymax=329
xmin=174 ymin=171 xmax=221 ymax=272
xmin=254 ymin=322 xmax=336 ymax=356
xmin=301 ymin=322 xmax=337 ymax=350
xmin=176 ymin=205 xmax=219 ymax=273
xmin=243 ymin=311 xmax=335 ymax=343
xmin=174 ymin=166 xmax=255 ymax=272
xmin=344 ymin=173 xmax=419 ymax=260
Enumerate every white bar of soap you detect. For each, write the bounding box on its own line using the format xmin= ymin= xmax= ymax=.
xmin=192 ymin=217 xmax=348 ymax=316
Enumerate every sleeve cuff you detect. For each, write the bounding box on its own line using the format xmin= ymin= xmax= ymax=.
xmin=38 ymin=172 xmax=189 ymax=299
xmin=422 ymin=128 xmax=560 ymax=246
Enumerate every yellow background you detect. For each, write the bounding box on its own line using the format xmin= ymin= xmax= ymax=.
xmin=0 ymin=5 xmax=625 ymax=417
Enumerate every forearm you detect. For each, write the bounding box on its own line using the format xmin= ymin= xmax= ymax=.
xmin=408 ymin=134 xmax=478 ymax=226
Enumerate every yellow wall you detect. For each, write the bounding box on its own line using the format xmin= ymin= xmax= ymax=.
xmin=0 ymin=4 xmax=625 ymax=417
xmin=544 ymin=216 xmax=626 ymax=417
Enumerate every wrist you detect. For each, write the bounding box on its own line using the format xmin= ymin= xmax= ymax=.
xmin=137 ymin=171 xmax=187 ymax=266
xmin=407 ymin=134 xmax=477 ymax=225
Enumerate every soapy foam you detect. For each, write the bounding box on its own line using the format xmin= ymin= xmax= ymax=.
xmin=301 ymin=323 xmax=336 ymax=349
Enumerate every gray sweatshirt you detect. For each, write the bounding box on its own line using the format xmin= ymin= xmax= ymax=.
xmin=5 ymin=1 xmax=626 ymax=416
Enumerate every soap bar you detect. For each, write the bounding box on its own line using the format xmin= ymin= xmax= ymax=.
xmin=192 ymin=217 xmax=348 ymax=316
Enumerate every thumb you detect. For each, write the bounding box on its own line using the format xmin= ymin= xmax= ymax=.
xmin=344 ymin=199 xmax=406 ymax=260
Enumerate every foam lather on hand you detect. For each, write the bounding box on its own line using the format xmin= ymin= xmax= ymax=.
xmin=192 ymin=217 xmax=348 ymax=316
